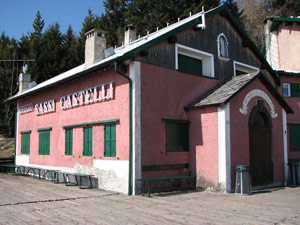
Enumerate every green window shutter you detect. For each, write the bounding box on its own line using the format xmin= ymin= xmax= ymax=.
xmin=178 ymin=54 xmax=202 ymax=76
xmin=21 ymin=133 xmax=30 ymax=154
xmin=166 ymin=122 xmax=189 ymax=152
xmin=105 ymin=124 xmax=116 ymax=157
xmin=291 ymin=83 xmax=300 ymax=97
xmin=39 ymin=132 xmax=50 ymax=155
xmin=83 ymin=127 xmax=93 ymax=156
xmin=289 ymin=124 xmax=300 ymax=152
xmin=65 ymin=129 xmax=73 ymax=155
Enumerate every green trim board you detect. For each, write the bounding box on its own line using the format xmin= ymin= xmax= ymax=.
xmin=142 ymin=164 xmax=189 ymax=172
xmin=37 ymin=127 xmax=52 ymax=132
xmin=20 ymin=130 xmax=31 ymax=134
xmin=63 ymin=119 xmax=120 ymax=129
xmin=162 ymin=118 xmax=190 ymax=123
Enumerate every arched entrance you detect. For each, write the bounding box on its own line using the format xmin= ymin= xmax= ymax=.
xmin=249 ymin=100 xmax=273 ymax=186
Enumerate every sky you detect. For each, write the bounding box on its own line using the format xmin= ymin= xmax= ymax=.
xmin=0 ymin=0 xmax=105 ymax=40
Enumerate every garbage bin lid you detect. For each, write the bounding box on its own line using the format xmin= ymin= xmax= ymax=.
xmin=236 ymin=165 xmax=249 ymax=168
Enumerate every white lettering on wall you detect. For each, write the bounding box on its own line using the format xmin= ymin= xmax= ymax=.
xmin=35 ymin=99 xmax=55 ymax=115
xmin=18 ymin=103 xmax=33 ymax=114
xmin=60 ymin=82 xmax=113 ymax=110
xmin=239 ymin=89 xmax=278 ymax=118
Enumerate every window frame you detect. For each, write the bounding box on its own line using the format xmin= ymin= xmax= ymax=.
xmin=163 ymin=118 xmax=190 ymax=153
xmin=217 ymin=33 xmax=229 ymax=59
xmin=104 ymin=124 xmax=116 ymax=157
xmin=175 ymin=43 xmax=215 ymax=78
xmin=233 ymin=61 xmax=259 ymax=76
xmin=282 ymin=83 xmax=291 ymax=97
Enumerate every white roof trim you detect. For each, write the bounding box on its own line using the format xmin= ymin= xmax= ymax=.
xmin=7 ymin=6 xmax=217 ymax=101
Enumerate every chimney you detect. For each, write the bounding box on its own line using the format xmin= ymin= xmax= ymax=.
xmin=19 ymin=64 xmax=31 ymax=92
xmin=124 ymin=25 xmax=136 ymax=45
xmin=85 ymin=29 xmax=107 ymax=67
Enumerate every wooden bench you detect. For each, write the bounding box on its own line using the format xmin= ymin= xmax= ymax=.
xmin=137 ymin=164 xmax=192 ymax=197
xmin=61 ymin=172 xmax=94 ymax=189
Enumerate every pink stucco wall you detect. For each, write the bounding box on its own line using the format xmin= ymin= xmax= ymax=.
xmin=188 ymin=106 xmax=219 ymax=183
xmin=277 ymin=24 xmax=300 ymax=71
xmin=17 ymin=69 xmax=129 ymax=167
xmin=280 ymin=75 xmax=300 ymax=160
xmin=140 ymin=63 xmax=219 ymax=179
xmin=230 ymin=79 xmax=285 ymax=186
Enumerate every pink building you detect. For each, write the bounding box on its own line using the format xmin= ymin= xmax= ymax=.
xmin=7 ymin=6 xmax=293 ymax=195
xmin=264 ymin=17 xmax=300 ymax=162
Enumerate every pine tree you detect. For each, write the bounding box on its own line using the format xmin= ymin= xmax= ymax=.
xmin=0 ymin=32 xmax=17 ymax=135
xmin=62 ymin=25 xmax=81 ymax=70
xmin=41 ymin=22 xmax=64 ymax=80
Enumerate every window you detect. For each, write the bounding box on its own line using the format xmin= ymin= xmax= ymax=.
xmin=176 ymin=44 xmax=214 ymax=78
xmin=39 ymin=132 xmax=50 ymax=155
xmin=178 ymin=54 xmax=203 ymax=76
xmin=233 ymin=61 xmax=259 ymax=76
xmin=21 ymin=132 xmax=30 ymax=154
xmin=217 ymin=33 xmax=228 ymax=58
xmin=291 ymin=83 xmax=300 ymax=97
xmin=164 ymin=119 xmax=189 ymax=152
xmin=65 ymin=129 xmax=73 ymax=155
xmin=105 ymin=124 xmax=116 ymax=157
xmin=282 ymin=83 xmax=291 ymax=97
xmin=83 ymin=127 xmax=93 ymax=156
xmin=288 ymin=124 xmax=300 ymax=152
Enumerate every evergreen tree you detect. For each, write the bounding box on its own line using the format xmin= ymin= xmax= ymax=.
xmin=223 ymin=0 xmax=244 ymax=26
xmin=41 ymin=22 xmax=64 ymax=80
xmin=28 ymin=11 xmax=45 ymax=83
xmin=0 ymin=32 xmax=17 ymax=135
xmin=99 ymin=0 xmax=129 ymax=47
xmin=62 ymin=25 xmax=81 ymax=70
xmin=77 ymin=9 xmax=101 ymax=63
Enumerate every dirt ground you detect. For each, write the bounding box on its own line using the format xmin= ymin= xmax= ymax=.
xmin=0 ymin=174 xmax=299 ymax=225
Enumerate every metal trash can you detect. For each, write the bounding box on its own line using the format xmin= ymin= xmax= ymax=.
xmin=235 ymin=165 xmax=252 ymax=195
xmin=288 ymin=162 xmax=300 ymax=187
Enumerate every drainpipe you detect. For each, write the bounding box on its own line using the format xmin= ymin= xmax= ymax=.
xmin=113 ymin=61 xmax=133 ymax=196
xmin=14 ymin=104 xmax=17 ymax=164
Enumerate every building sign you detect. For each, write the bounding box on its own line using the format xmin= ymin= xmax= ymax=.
xmin=18 ymin=103 xmax=33 ymax=114
xmin=239 ymin=89 xmax=278 ymax=118
xmin=35 ymin=99 xmax=55 ymax=115
xmin=60 ymin=82 xmax=113 ymax=110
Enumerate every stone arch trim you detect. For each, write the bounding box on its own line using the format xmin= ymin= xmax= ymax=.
xmin=239 ymin=89 xmax=278 ymax=118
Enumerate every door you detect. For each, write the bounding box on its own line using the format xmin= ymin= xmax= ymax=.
xmin=249 ymin=101 xmax=273 ymax=186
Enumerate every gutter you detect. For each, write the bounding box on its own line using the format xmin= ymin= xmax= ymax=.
xmin=113 ymin=61 xmax=133 ymax=196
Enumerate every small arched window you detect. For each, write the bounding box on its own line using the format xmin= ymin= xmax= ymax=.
xmin=217 ymin=33 xmax=229 ymax=58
